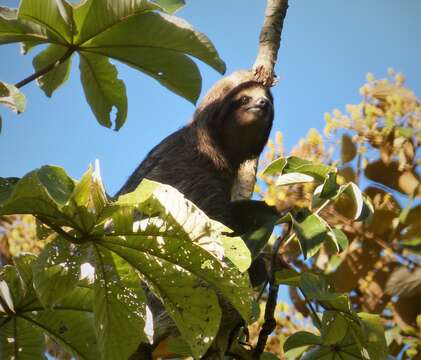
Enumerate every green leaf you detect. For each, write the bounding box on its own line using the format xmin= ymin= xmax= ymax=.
xmin=0 ymin=6 xmax=49 ymax=45
xmin=290 ymin=209 xmax=330 ymax=259
xmin=328 ymin=228 xmax=348 ymax=252
xmin=32 ymin=44 xmax=73 ymax=97
xmin=82 ymin=12 xmax=225 ymax=74
xmin=300 ymin=273 xmax=351 ymax=313
xmin=263 ymin=157 xmax=333 ymax=185
xmin=321 ymin=311 xmax=347 ymax=345
xmin=0 ymin=255 xmax=99 ymax=360
xmin=86 ymin=43 xmax=203 ymax=104
xmin=93 ymin=247 xmax=147 ymax=360
xmin=0 ymin=166 xmax=75 ymax=218
xmin=275 ymin=268 xmax=301 ymax=286
xmin=153 ymin=0 xmax=186 ymax=14
xmin=100 ymin=240 xmax=221 ymax=358
xmin=0 ymin=317 xmax=46 ymax=360
xmin=63 ymin=163 xmax=108 ymax=232
xmin=0 ymin=81 xmax=26 ymax=114
xmin=338 ymin=182 xmax=373 ymax=221
xmin=284 ymin=331 xmax=321 ymax=353
xmin=311 ymin=173 xmax=339 ymax=208
xmin=73 ymin=0 xmax=160 ymax=45
xmin=81 ymin=11 xmax=226 ymax=103
xmin=230 ymin=200 xmax=279 ymax=258
xmin=0 ymin=177 xmax=19 ymax=204
xmin=18 ymin=0 xmax=73 ymax=43
xmin=32 ymin=236 xmax=84 ymax=307
xmin=79 ymin=52 xmax=128 ymax=130
xmin=353 ymin=313 xmax=388 ymax=359
xmin=341 ymin=134 xmax=357 ymax=163
xmin=116 ymin=179 xmax=252 ymax=274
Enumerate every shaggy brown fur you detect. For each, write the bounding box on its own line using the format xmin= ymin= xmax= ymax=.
xmin=118 ymin=70 xmax=274 ymax=359
xmin=117 ymin=70 xmax=273 ymax=226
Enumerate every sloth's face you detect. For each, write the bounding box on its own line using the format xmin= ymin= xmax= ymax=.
xmin=213 ymin=84 xmax=273 ymax=164
xmin=232 ymin=85 xmax=273 ymax=126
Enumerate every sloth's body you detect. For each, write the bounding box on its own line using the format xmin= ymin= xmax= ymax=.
xmin=118 ymin=71 xmax=274 ymax=359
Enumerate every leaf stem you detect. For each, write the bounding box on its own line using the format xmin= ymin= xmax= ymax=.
xmin=35 ymin=215 xmax=80 ymax=243
xmin=14 ymin=47 xmax=75 ymax=89
xmin=298 ymin=287 xmax=322 ymax=328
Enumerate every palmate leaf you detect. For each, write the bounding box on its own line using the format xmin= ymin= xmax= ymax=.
xmin=18 ymin=0 xmax=74 ymax=43
xmin=0 ymin=254 xmax=99 ymax=360
xmin=79 ymin=52 xmax=127 ymax=130
xmin=92 ymin=247 xmax=147 ymax=360
xmin=0 ymin=6 xmax=49 ymax=45
xmin=1 ymin=165 xmax=253 ymax=359
xmin=0 ymin=0 xmax=225 ymax=130
xmin=33 ymin=44 xmax=73 ymax=97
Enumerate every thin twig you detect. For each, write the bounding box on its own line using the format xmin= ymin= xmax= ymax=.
xmin=253 ymin=224 xmax=291 ymax=358
xmin=15 ymin=47 xmax=75 ymax=89
xmin=298 ymin=287 xmax=322 ymax=328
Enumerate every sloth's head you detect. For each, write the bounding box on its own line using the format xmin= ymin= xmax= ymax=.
xmin=193 ymin=71 xmax=274 ymax=168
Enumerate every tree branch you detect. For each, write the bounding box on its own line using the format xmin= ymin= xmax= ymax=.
xmin=14 ymin=47 xmax=75 ymax=89
xmin=232 ymin=0 xmax=289 ymax=203
xmin=253 ymin=224 xmax=291 ymax=358
xmin=253 ymin=0 xmax=289 ymax=86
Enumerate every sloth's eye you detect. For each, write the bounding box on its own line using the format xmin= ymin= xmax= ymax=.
xmin=240 ymin=96 xmax=250 ymax=105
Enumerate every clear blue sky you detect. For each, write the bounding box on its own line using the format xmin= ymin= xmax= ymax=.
xmin=1 ymin=0 xmax=421 ymax=196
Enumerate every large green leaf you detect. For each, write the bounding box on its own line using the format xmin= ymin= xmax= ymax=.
xmin=0 ymin=166 xmax=75 ymax=218
xmin=82 ymin=12 xmax=225 ymax=74
xmin=100 ymin=240 xmax=221 ymax=358
xmin=92 ymin=247 xmax=146 ymax=360
xmin=32 ymin=43 xmax=73 ymax=97
xmin=32 ymin=236 xmax=85 ymax=307
xmin=79 ymin=52 xmax=128 ymax=130
xmin=18 ymin=0 xmax=73 ymax=43
xmin=73 ymin=0 xmax=159 ymax=45
xmin=87 ymin=45 xmax=203 ymax=103
xmin=0 ymin=254 xmax=99 ymax=360
xmin=0 ymin=6 xmax=49 ymax=45
xmin=1 ymin=166 xmax=253 ymax=359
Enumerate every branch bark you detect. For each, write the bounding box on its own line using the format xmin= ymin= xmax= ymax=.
xmin=232 ymin=0 xmax=289 ymax=202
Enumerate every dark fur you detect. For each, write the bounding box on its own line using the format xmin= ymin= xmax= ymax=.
xmin=117 ymin=73 xmax=273 ymax=227
xmin=118 ymin=71 xmax=274 ymax=359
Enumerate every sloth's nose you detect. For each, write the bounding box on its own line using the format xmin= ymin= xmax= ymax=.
xmin=255 ymin=97 xmax=269 ymax=108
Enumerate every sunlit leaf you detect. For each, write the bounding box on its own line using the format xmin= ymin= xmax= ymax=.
xmin=32 ymin=44 xmax=73 ymax=97
xmin=0 ymin=6 xmax=49 ymax=45
xmin=18 ymin=0 xmax=73 ymax=43
xmin=0 ymin=81 xmax=26 ymax=114
xmin=79 ymin=52 xmax=128 ymax=130
xmin=93 ymin=247 xmax=147 ymax=360
xmin=284 ymin=331 xmax=321 ymax=353
xmin=0 ymin=255 xmax=99 ymax=360
xmin=153 ymin=0 xmax=186 ymax=14
xmin=32 ymin=236 xmax=85 ymax=307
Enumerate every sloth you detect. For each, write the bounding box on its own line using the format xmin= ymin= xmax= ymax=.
xmin=118 ymin=70 xmax=274 ymax=359
xmin=117 ymin=70 xmax=273 ymax=227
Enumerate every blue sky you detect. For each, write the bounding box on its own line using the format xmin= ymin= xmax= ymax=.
xmin=1 ymin=0 xmax=421 ymax=197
